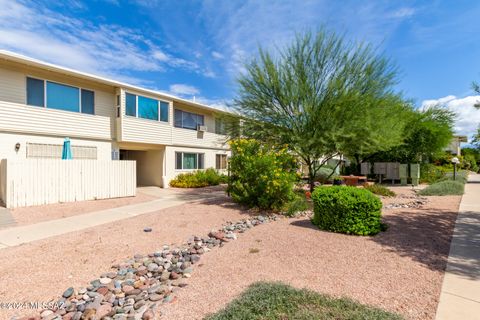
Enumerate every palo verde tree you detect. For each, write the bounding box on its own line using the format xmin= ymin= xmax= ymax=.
xmin=229 ymin=29 xmax=409 ymax=190
xmin=369 ymin=105 xmax=455 ymax=163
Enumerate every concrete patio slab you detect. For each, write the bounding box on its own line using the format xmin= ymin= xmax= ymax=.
xmin=436 ymin=173 xmax=480 ymax=320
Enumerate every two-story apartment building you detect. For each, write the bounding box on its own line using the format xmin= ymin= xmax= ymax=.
xmin=0 ymin=51 xmax=230 ymax=188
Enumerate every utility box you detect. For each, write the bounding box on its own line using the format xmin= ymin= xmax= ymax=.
xmin=410 ymin=163 xmax=420 ymax=186
xmin=360 ymin=162 xmax=371 ymax=175
xmin=399 ymin=164 xmax=408 ymax=185
xmin=373 ymin=162 xmax=387 ymax=183
xmin=385 ymin=162 xmax=400 ymax=182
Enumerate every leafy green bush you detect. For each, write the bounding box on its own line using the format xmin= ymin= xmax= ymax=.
xmin=169 ymin=168 xmax=228 ymax=188
xmin=364 ymin=184 xmax=396 ymax=197
xmin=227 ymin=139 xmax=298 ymax=210
xmin=282 ymin=193 xmax=309 ymax=217
xmin=436 ymin=171 xmax=468 ymax=184
xmin=420 ymin=163 xmax=451 ymax=184
xmin=418 ymin=180 xmax=465 ymax=196
xmin=312 ymin=186 xmax=383 ymax=236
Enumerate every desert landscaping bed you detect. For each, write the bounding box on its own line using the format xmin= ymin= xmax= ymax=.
xmin=0 ymin=187 xmax=460 ymax=320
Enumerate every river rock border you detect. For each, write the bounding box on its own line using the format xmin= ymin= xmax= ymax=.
xmin=17 ymin=215 xmax=279 ymax=320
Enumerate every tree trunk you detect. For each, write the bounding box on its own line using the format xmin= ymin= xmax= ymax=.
xmin=308 ymin=162 xmax=315 ymax=192
xmin=354 ymin=154 xmax=361 ymax=175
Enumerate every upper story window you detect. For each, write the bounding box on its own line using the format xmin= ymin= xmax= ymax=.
xmin=174 ymin=109 xmax=205 ymax=130
xmin=215 ymin=118 xmax=227 ymax=135
xmin=26 ymin=77 xmax=94 ymax=115
xmin=125 ymin=92 xmax=169 ymax=122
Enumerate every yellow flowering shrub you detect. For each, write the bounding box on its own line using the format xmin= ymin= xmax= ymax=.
xmin=227 ymin=139 xmax=298 ymax=210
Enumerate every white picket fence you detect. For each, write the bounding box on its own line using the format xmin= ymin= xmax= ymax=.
xmin=0 ymin=159 xmax=136 ymax=208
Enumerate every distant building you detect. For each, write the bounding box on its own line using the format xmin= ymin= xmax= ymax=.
xmin=445 ymin=135 xmax=468 ymax=155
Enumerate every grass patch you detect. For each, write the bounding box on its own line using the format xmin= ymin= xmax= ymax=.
xmin=364 ymin=184 xmax=396 ymax=197
xmin=205 ymin=282 xmax=402 ymax=320
xmin=418 ymin=180 xmax=465 ymax=196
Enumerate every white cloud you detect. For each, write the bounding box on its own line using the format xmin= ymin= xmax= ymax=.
xmin=211 ymin=51 xmax=224 ymax=59
xmin=421 ymin=95 xmax=480 ymax=140
xmin=169 ymin=84 xmax=200 ymax=96
xmin=389 ymin=7 xmax=416 ymax=18
xmin=0 ymin=0 xmax=201 ymax=81
xmin=192 ymin=1 xmax=418 ymax=77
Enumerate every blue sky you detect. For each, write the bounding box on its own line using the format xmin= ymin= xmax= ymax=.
xmin=1 ymin=0 xmax=480 ymax=137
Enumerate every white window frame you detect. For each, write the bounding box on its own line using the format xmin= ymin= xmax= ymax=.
xmin=124 ymin=91 xmax=169 ymax=123
xmin=25 ymin=76 xmax=96 ymax=115
xmin=175 ymin=152 xmax=205 ymax=170
xmin=216 ymin=154 xmax=228 ymax=170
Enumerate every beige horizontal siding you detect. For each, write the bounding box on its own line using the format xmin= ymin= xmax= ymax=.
xmin=171 ymin=127 xmax=228 ymax=149
xmin=122 ymin=117 xmax=173 ymax=145
xmin=0 ymin=101 xmax=112 ymax=140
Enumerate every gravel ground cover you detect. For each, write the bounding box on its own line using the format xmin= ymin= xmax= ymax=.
xmin=0 ymin=187 xmax=460 ymax=320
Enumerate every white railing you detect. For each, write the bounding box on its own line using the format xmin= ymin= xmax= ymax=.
xmin=0 ymin=159 xmax=136 ymax=208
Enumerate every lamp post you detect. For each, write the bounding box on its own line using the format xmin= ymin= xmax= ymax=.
xmin=451 ymin=157 xmax=460 ymax=180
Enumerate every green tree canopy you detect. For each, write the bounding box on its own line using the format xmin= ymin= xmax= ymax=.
xmin=229 ymin=29 xmax=409 ymax=190
xmin=370 ymin=105 xmax=455 ymax=163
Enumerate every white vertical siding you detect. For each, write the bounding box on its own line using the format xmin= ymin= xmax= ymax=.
xmin=1 ymin=159 xmax=136 ymax=208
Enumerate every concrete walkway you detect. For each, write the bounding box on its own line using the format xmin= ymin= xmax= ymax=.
xmin=436 ymin=173 xmax=480 ymax=320
xmin=0 ymin=188 xmax=224 ymax=249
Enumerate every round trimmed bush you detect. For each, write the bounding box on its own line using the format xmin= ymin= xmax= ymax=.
xmin=311 ymin=186 xmax=383 ymax=236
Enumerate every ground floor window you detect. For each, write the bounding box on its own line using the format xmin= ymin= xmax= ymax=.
xmin=175 ymin=152 xmax=204 ymax=170
xmin=216 ymin=154 xmax=228 ymax=170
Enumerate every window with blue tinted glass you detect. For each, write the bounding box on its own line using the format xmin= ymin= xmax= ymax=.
xmin=126 ymin=93 xmax=136 ymax=116
xmin=160 ymin=101 xmax=169 ymax=122
xmin=81 ymin=89 xmax=94 ymax=115
xmin=46 ymin=81 xmax=79 ymax=112
xmin=138 ymin=95 xmax=158 ymax=120
xmin=26 ymin=77 xmax=44 ymax=107
xmin=174 ymin=109 xmax=204 ymax=130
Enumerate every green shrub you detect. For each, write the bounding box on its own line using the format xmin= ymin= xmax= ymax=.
xmin=227 ymin=139 xmax=298 ymax=210
xmin=418 ymin=180 xmax=465 ymax=196
xmin=436 ymin=171 xmax=468 ymax=184
xmin=364 ymin=184 xmax=396 ymax=197
xmin=169 ymin=168 xmax=227 ymax=188
xmin=312 ymin=186 xmax=383 ymax=236
xmin=282 ymin=193 xmax=309 ymax=217
xmin=420 ymin=163 xmax=448 ymax=184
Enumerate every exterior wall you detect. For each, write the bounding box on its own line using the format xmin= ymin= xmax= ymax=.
xmin=123 ymin=149 xmax=164 ymax=187
xmin=163 ymin=145 xmax=230 ymax=187
xmin=1 ymin=159 xmax=136 ymax=208
xmin=0 ymin=132 xmax=113 ymax=161
xmin=0 ymin=63 xmax=115 ymax=141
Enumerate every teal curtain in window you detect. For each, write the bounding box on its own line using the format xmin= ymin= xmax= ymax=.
xmin=81 ymin=89 xmax=94 ymax=114
xmin=138 ymin=95 xmax=158 ymax=120
xmin=183 ymin=153 xmax=197 ymax=169
xmin=160 ymin=101 xmax=169 ymax=122
xmin=126 ymin=93 xmax=136 ymax=116
xmin=26 ymin=77 xmax=44 ymax=107
xmin=46 ymin=81 xmax=79 ymax=112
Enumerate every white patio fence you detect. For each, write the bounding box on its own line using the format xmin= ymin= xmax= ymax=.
xmin=0 ymin=159 xmax=136 ymax=208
